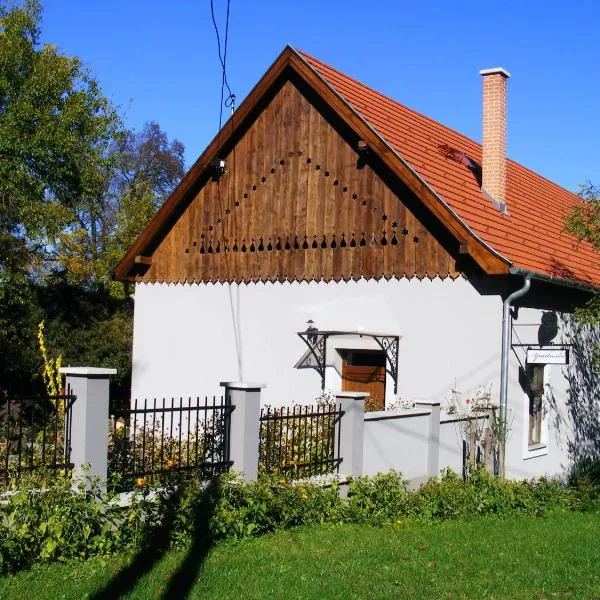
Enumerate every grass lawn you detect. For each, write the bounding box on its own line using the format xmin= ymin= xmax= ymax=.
xmin=1 ymin=510 xmax=599 ymax=599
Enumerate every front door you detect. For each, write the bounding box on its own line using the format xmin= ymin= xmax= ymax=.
xmin=341 ymin=350 xmax=386 ymax=411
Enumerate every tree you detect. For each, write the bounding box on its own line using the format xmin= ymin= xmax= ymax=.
xmin=84 ymin=121 xmax=185 ymax=292
xmin=48 ymin=121 xmax=185 ymax=295
xmin=0 ymin=2 xmax=185 ymax=394
xmin=565 ymin=182 xmax=600 ymax=253
xmin=0 ymin=1 xmax=120 ymax=266
xmin=564 ymin=181 xmax=600 ymax=365
xmin=0 ymin=0 xmax=121 ymax=390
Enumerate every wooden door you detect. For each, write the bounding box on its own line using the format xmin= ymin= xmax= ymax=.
xmin=341 ymin=351 xmax=386 ymax=411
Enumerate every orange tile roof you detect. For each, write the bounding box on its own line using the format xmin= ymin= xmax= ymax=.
xmin=299 ymin=51 xmax=599 ymax=287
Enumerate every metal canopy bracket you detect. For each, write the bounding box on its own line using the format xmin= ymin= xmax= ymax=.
xmin=371 ymin=335 xmax=399 ymax=394
xmin=296 ymin=330 xmax=400 ymax=393
xmin=297 ymin=331 xmax=328 ymax=390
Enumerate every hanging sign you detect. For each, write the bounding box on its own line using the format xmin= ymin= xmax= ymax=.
xmin=526 ymin=348 xmax=569 ymax=365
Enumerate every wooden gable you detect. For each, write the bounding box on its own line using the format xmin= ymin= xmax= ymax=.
xmin=139 ymin=79 xmax=462 ymax=284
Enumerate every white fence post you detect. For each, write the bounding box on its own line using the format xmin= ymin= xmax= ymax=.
xmin=415 ymin=400 xmax=441 ymax=478
xmin=220 ymin=382 xmax=265 ymax=482
xmin=335 ymin=391 xmax=367 ymax=478
xmin=60 ymin=366 xmax=116 ymax=485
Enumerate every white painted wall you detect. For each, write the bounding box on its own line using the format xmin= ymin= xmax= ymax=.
xmin=363 ymin=409 xmax=431 ymax=484
xmin=131 ymin=278 xmax=592 ymax=480
xmin=439 ymin=417 xmax=476 ymax=475
xmin=131 ymin=277 xmax=503 ymax=408
xmin=504 ymin=306 xmax=575 ymax=479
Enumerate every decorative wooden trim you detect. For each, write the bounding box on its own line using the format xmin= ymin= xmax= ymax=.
xmin=288 ymin=51 xmax=509 ymax=275
xmin=112 ymin=46 xmax=295 ymax=282
xmin=112 ymin=45 xmax=509 ymax=282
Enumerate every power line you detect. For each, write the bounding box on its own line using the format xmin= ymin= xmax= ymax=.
xmin=209 ymin=0 xmax=242 ymax=380
xmin=210 ymin=0 xmax=234 ymax=130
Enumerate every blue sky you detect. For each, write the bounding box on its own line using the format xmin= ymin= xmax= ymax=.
xmin=41 ymin=0 xmax=599 ymax=192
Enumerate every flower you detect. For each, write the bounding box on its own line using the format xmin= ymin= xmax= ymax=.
xmin=136 ymin=477 xmax=146 ymax=487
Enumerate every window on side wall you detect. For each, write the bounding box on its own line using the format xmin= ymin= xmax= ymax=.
xmin=527 ymin=364 xmax=545 ymax=448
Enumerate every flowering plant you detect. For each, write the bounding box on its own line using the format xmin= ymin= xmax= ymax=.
xmin=314 ymin=389 xmax=335 ymax=406
xmin=445 ymin=384 xmax=494 ymax=418
xmin=385 ymin=396 xmax=415 ymax=411
xmin=37 ymin=321 xmax=62 ymax=397
xmin=445 ymin=384 xmax=496 ymax=464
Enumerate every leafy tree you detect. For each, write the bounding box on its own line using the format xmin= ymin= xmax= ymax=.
xmin=101 ymin=122 xmax=185 ymax=293
xmin=564 ymin=181 xmax=600 ymax=365
xmin=0 ymin=0 xmax=120 ymax=271
xmin=0 ymin=0 xmax=120 ymax=390
xmin=565 ymin=181 xmax=600 ymax=319
xmin=51 ymin=121 xmax=185 ymax=293
xmin=0 ymin=3 xmax=184 ymax=394
xmin=38 ymin=278 xmax=134 ymax=400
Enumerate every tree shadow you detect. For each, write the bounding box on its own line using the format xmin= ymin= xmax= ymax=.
xmin=561 ymin=314 xmax=600 ymax=462
xmin=90 ymin=478 xmax=219 ymax=600
xmin=160 ymin=479 xmax=218 ymax=599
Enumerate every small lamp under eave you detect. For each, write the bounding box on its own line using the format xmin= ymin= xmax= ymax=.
xmin=306 ymin=319 xmax=318 ymax=345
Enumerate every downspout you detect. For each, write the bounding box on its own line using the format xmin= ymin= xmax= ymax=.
xmin=499 ymin=273 xmax=532 ymax=478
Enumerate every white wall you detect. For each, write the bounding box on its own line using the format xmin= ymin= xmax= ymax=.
xmin=363 ymin=409 xmax=431 ymax=484
xmin=131 ymin=277 xmax=503 ymax=408
xmin=504 ymin=306 xmax=575 ymax=479
xmin=439 ymin=418 xmax=470 ymax=475
xmin=131 ymin=278 xmax=592 ymax=480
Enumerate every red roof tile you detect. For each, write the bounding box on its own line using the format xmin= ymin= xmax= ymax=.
xmin=299 ymin=51 xmax=599 ymax=287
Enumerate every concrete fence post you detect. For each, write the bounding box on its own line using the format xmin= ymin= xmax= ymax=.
xmin=59 ymin=366 xmax=116 ymax=485
xmin=335 ymin=391 xmax=367 ymax=478
xmin=220 ymin=382 xmax=265 ymax=482
xmin=415 ymin=400 xmax=441 ymax=478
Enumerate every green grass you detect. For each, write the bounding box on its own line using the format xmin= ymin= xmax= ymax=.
xmin=2 ymin=511 xmax=600 ymax=599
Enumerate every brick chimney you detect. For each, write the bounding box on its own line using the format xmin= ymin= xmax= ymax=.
xmin=480 ymin=67 xmax=510 ymax=210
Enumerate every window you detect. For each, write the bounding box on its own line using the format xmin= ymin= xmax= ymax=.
xmin=527 ymin=364 xmax=544 ymax=448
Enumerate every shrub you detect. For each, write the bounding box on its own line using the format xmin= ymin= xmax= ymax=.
xmin=206 ymin=474 xmax=342 ymax=541
xmin=0 ymin=471 xmax=166 ymax=574
xmin=567 ymin=457 xmax=600 ymax=488
xmin=407 ymin=465 xmax=569 ymax=521
xmin=0 ymin=466 xmax=595 ymax=576
xmin=565 ymin=457 xmax=600 ymax=510
xmin=345 ymin=472 xmax=409 ymax=525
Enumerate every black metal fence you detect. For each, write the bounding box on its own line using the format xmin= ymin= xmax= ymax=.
xmin=0 ymin=394 xmax=75 ymax=488
xmin=108 ymin=396 xmax=234 ymax=491
xmin=259 ymin=403 xmax=344 ymax=480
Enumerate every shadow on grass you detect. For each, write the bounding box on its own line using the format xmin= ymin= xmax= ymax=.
xmin=160 ymin=480 xmax=218 ymax=599
xmin=90 ymin=479 xmax=219 ymax=600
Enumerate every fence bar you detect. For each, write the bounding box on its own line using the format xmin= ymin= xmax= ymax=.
xmin=106 ymin=391 xmax=235 ymax=492
xmin=0 ymin=394 xmax=76 ymax=488
xmin=258 ymin=401 xmax=345 ymax=480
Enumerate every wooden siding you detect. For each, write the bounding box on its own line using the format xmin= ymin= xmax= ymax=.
xmin=143 ymin=81 xmax=460 ymax=284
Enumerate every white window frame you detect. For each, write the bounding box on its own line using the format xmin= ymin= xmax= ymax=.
xmin=522 ymin=363 xmax=549 ymax=460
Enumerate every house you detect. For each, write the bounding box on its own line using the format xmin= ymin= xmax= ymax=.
xmin=114 ymin=46 xmax=599 ymax=479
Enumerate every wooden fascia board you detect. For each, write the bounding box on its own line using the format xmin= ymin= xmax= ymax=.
xmin=112 ymin=46 xmax=296 ymax=281
xmin=113 ymin=45 xmax=509 ymax=281
xmin=288 ymin=51 xmax=510 ymax=275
